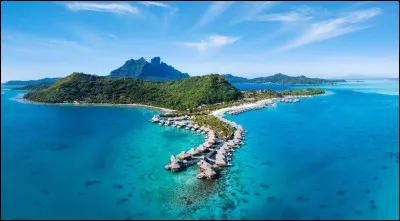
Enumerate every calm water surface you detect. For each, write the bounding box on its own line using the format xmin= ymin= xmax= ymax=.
xmin=1 ymin=80 xmax=398 ymax=220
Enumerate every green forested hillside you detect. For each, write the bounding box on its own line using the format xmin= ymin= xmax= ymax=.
xmin=24 ymin=73 xmax=242 ymax=110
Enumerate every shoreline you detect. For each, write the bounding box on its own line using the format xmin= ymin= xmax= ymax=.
xmin=210 ymin=98 xmax=275 ymax=117
xmin=20 ymin=97 xmax=175 ymax=113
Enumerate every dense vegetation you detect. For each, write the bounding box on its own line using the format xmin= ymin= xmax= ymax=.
xmin=243 ymin=88 xmax=325 ymax=101
xmin=12 ymin=83 xmax=52 ymax=91
xmin=222 ymin=73 xmax=346 ymax=85
xmin=24 ymin=73 xmax=242 ymax=110
xmin=4 ymin=77 xmax=61 ymax=86
xmin=161 ymin=88 xmax=325 ymax=117
xmin=109 ymin=57 xmax=190 ymax=81
xmin=192 ymin=115 xmax=235 ymax=140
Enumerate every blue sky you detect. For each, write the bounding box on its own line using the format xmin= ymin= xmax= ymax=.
xmin=1 ymin=1 xmax=399 ymax=82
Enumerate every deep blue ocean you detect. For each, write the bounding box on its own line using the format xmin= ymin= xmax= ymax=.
xmin=1 ymin=80 xmax=399 ymax=220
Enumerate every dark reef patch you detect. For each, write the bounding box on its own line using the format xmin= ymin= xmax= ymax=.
xmin=84 ymin=180 xmax=101 ymax=187
xmin=114 ymin=184 xmax=124 ymax=189
xmin=117 ymin=198 xmax=129 ymax=205
xmin=262 ymin=161 xmax=273 ymax=166
xmin=267 ymin=196 xmax=275 ymax=201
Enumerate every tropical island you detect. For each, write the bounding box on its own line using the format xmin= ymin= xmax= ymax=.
xmin=222 ymin=73 xmax=346 ymax=85
xmin=22 ymin=71 xmax=325 ymax=180
xmin=3 ymin=77 xmax=62 ymax=86
xmin=9 ymin=57 xmax=327 ymax=180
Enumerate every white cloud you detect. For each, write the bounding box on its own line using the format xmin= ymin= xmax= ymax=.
xmin=280 ymin=7 xmax=382 ymax=51
xmin=139 ymin=1 xmax=178 ymax=13
xmin=194 ymin=2 xmax=234 ymax=29
xmin=255 ymin=10 xmax=312 ymax=22
xmin=243 ymin=6 xmax=315 ymax=23
xmin=180 ymin=35 xmax=241 ymax=53
xmin=231 ymin=1 xmax=278 ymax=24
xmin=66 ymin=2 xmax=139 ymax=14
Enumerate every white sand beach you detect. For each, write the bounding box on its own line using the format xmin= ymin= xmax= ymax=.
xmin=211 ymin=98 xmax=274 ymax=117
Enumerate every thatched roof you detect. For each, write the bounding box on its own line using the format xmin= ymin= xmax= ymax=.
xmin=216 ymin=153 xmax=225 ymax=159
xmin=187 ymin=148 xmax=198 ymax=155
xmin=217 ymin=148 xmax=226 ymax=154
xmin=196 ymin=145 xmax=206 ymax=152
xmin=204 ymin=168 xmax=216 ymax=178
xmin=198 ymin=160 xmax=212 ymax=171
xmin=203 ymin=143 xmax=212 ymax=148
xmin=227 ymin=141 xmax=235 ymax=146
xmin=177 ymin=151 xmax=190 ymax=160
xmin=216 ymin=158 xmax=226 ymax=166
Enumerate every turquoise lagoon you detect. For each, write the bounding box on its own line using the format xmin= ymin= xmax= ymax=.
xmin=1 ymin=80 xmax=399 ymax=220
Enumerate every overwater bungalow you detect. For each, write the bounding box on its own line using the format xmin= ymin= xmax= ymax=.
xmin=197 ymin=160 xmax=217 ymax=179
xmin=227 ymin=140 xmax=235 ymax=147
xmin=196 ymin=145 xmax=206 ymax=153
xmin=165 ymin=155 xmax=184 ymax=172
xmin=216 ymin=158 xmax=226 ymax=167
xmin=187 ymin=148 xmax=199 ymax=156
xmin=203 ymin=143 xmax=212 ymax=149
xmin=151 ymin=116 xmax=160 ymax=123
xmin=177 ymin=151 xmax=191 ymax=160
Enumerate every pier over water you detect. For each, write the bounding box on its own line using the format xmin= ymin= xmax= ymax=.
xmin=150 ymin=95 xmax=312 ymax=179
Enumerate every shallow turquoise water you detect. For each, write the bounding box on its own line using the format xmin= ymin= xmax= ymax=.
xmin=1 ymin=81 xmax=398 ymax=220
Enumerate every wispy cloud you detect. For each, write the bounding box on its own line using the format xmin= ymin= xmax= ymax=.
xmin=231 ymin=1 xmax=278 ymax=24
xmin=180 ymin=35 xmax=240 ymax=53
xmin=139 ymin=1 xmax=178 ymax=13
xmin=66 ymin=2 xmax=139 ymax=14
xmin=46 ymin=39 xmax=94 ymax=52
xmin=254 ymin=10 xmax=312 ymax=22
xmin=106 ymin=33 xmax=118 ymax=40
xmin=193 ymin=2 xmax=234 ymax=30
xmin=279 ymin=7 xmax=382 ymax=51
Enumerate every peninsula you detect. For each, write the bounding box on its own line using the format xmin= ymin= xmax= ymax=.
xmin=23 ymin=73 xmax=325 ymax=179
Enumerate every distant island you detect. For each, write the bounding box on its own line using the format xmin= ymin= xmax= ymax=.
xmin=3 ymin=77 xmax=61 ymax=86
xmin=222 ymin=73 xmax=346 ymax=85
xmin=109 ymin=57 xmax=190 ymax=81
xmin=4 ymin=58 xmax=346 ymax=88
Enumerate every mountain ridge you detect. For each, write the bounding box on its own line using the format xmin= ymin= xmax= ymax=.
xmin=109 ymin=57 xmax=190 ymax=81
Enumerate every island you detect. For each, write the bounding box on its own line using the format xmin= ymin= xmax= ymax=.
xmin=23 ymin=72 xmax=325 ymax=180
xmin=3 ymin=77 xmax=61 ymax=86
xmin=222 ymin=73 xmax=346 ymax=85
